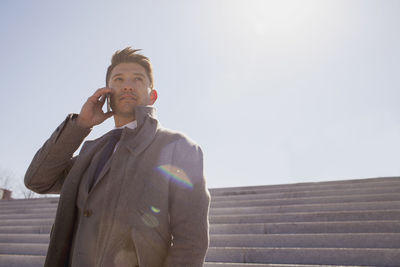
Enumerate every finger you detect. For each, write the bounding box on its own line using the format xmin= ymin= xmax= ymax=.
xmin=90 ymin=87 xmax=113 ymax=101
xmin=104 ymin=111 xmax=114 ymax=118
xmin=97 ymin=112 xmax=114 ymax=124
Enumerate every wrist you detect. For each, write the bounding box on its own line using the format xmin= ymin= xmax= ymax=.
xmin=75 ymin=115 xmax=92 ymax=129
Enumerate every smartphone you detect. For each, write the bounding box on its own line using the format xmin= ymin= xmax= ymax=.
xmin=106 ymin=93 xmax=111 ymax=112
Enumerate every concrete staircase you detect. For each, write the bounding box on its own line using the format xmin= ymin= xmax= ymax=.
xmin=1 ymin=177 xmax=399 ymax=267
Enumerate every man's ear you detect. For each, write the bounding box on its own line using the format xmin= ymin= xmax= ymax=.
xmin=149 ymin=89 xmax=158 ymax=105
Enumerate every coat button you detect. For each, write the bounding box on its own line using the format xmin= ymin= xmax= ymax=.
xmin=83 ymin=209 xmax=92 ymax=217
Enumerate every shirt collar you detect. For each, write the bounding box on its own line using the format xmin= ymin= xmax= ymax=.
xmin=114 ymin=120 xmax=137 ymax=130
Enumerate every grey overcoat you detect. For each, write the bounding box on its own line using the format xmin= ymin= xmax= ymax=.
xmin=25 ymin=106 xmax=210 ymax=267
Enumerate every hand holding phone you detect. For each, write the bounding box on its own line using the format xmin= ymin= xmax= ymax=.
xmin=77 ymin=87 xmax=113 ymax=128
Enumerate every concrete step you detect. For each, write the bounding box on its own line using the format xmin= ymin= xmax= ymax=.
xmin=210 ymin=177 xmax=400 ymax=196
xmin=0 ymin=212 xmax=56 ymax=220
xmin=3 ymin=233 xmax=397 ymax=248
xmin=211 ymin=186 xmax=400 ymax=202
xmin=0 ymin=225 xmax=52 ymax=234
xmin=1 ymin=177 xmax=398 ymax=267
xmin=211 ymin=193 xmax=400 ymax=208
xmin=4 ymin=200 xmax=399 ymax=217
xmin=0 ymin=218 xmax=54 ymax=227
xmin=205 ymin=247 xmax=400 ymax=267
xmin=0 ymin=255 xmax=45 ymax=267
xmin=0 ymin=204 xmax=57 ymax=213
xmin=3 ymin=201 xmax=398 ymax=219
xmin=0 ymin=198 xmax=58 ymax=206
xmin=2 ymin=197 xmax=398 ymax=215
xmin=210 ymin=210 xmax=400 ymax=224
xmin=1 ymin=203 xmax=398 ymax=219
xmin=210 ymin=233 xmax=400 ymax=248
xmin=1 ymin=178 xmax=396 ymax=204
xmin=0 ymin=256 xmax=374 ymax=267
xmin=0 ymin=207 xmax=57 ymax=215
xmin=6 ymin=198 xmax=399 ymax=213
xmin=210 ymin=221 xmax=400 ymax=234
xmin=210 ymin=201 xmax=400 ymax=215
xmin=0 ymin=234 xmax=49 ymax=244
xmin=1 ymin=211 xmax=397 ymax=227
xmin=0 ymin=243 xmax=48 ymax=256
xmin=4 ymin=203 xmax=395 ymax=219
xmin=204 ymin=264 xmax=376 ymax=267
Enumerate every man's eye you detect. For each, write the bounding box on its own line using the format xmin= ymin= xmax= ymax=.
xmin=135 ymin=77 xmax=143 ymax=81
xmin=114 ymin=77 xmax=123 ymax=82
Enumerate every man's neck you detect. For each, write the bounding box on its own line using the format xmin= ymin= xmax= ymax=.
xmin=114 ymin=116 xmax=136 ymax=128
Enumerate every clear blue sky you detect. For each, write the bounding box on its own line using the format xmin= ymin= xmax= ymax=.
xmin=1 ymin=0 xmax=400 ymax=196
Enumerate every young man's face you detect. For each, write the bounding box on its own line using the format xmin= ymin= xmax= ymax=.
xmin=108 ymin=62 xmax=157 ymax=118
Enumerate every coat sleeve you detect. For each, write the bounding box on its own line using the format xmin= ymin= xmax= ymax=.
xmin=24 ymin=114 xmax=91 ymax=194
xmin=163 ymin=138 xmax=210 ymax=267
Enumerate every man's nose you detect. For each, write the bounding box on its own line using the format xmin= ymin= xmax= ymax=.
xmin=123 ymin=81 xmax=135 ymax=91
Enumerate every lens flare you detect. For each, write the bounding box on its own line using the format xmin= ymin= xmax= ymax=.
xmin=151 ymin=206 xmax=160 ymax=213
xmin=141 ymin=213 xmax=159 ymax=228
xmin=156 ymin=164 xmax=193 ymax=189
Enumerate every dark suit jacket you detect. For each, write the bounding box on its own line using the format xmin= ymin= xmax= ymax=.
xmin=25 ymin=106 xmax=210 ymax=267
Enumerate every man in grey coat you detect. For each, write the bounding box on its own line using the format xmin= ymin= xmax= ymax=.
xmin=25 ymin=47 xmax=210 ymax=267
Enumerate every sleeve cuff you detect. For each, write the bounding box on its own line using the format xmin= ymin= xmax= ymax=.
xmin=53 ymin=114 xmax=92 ymax=145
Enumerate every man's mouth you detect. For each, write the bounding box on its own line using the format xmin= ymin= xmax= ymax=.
xmin=119 ymin=94 xmax=137 ymax=101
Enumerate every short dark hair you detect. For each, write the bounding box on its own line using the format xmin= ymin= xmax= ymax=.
xmin=106 ymin=47 xmax=154 ymax=88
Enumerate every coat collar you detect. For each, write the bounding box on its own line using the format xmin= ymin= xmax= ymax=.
xmin=119 ymin=105 xmax=159 ymax=156
xmin=81 ymin=106 xmax=159 ymax=157
xmin=135 ymin=105 xmax=157 ymax=126
xmin=85 ymin=106 xmax=159 ymax=193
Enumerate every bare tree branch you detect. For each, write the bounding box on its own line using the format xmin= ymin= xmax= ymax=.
xmin=0 ymin=168 xmax=13 ymax=190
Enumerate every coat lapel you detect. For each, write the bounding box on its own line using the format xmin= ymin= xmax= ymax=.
xmin=85 ymin=130 xmax=121 ymax=194
xmin=69 ymin=137 xmax=108 ymax=185
xmin=46 ymin=136 xmax=108 ymax=267
xmin=89 ymin=155 xmax=111 ymax=193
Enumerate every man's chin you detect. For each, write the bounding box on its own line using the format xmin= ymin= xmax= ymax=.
xmin=113 ymin=107 xmax=136 ymax=117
